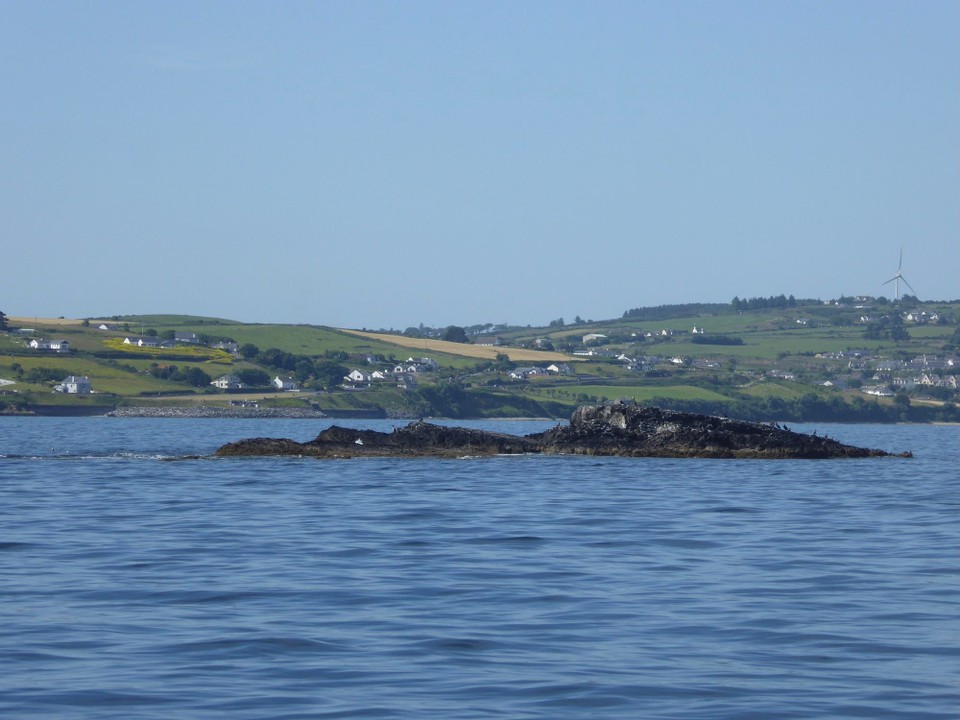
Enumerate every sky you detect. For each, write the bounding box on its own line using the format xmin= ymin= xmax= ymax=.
xmin=2 ymin=1 xmax=958 ymax=329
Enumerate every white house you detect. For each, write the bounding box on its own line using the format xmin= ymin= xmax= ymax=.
xmin=396 ymin=373 xmax=417 ymax=389
xmin=547 ymin=363 xmax=573 ymax=375
xmin=28 ymin=339 xmax=70 ymax=352
xmin=175 ymin=332 xmax=199 ymax=343
xmin=509 ymin=367 xmax=544 ymax=379
xmin=394 ymin=360 xmax=437 ymax=373
xmin=582 ymin=333 xmax=607 ymax=344
xmin=123 ymin=336 xmax=160 ymax=348
xmin=211 ymin=374 xmax=245 ymax=390
xmin=407 ymin=357 xmax=438 ymax=370
xmin=273 ymin=376 xmax=299 ymax=391
xmin=345 ymin=370 xmax=371 ymax=384
xmin=54 ymin=375 xmax=92 ymax=394
xmin=691 ymin=326 xmax=705 ymax=335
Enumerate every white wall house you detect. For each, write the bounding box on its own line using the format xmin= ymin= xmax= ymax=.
xmin=123 ymin=336 xmax=160 ymax=348
xmin=273 ymin=376 xmax=298 ymax=391
xmin=28 ymin=339 xmax=70 ymax=352
xmin=54 ymin=375 xmax=92 ymax=394
xmin=211 ymin=374 xmax=245 ymax=390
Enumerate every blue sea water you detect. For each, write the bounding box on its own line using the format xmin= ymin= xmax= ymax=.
xmin=0 ymin=417 xmax=957 ymax=719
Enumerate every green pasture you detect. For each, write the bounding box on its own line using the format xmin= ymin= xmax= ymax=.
xmin=737 ymin=380 xmax=825 ymax=401
xmin=170 ymin=323 xmax=423 ymax=359
xmin=107 ymin=314 xmax=241 ymax=327
xmin=0 ymin=354 xmax=189 ymax=395
xmin=555 ymin=384 xmax=731 ymax=403
xmin=101 ymin=338 xmax=234 ymax=363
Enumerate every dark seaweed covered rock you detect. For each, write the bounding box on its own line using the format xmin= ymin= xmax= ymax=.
xmin=216 ymin=420 xmax=540 ymax=458
xmin=529 ymin=403 xmax=902 ymax=458
xmin=214 ymin=402 xmax=909 ymax=460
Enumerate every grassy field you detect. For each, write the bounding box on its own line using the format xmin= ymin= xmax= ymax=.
xmin=341 ymin=330 xmax=577 ymax=362
xmin=551 ymin=384 xmax=732 ymax=403
xmin=0 ymin=354 xmax=190 ymax=395
xmin=101 ymin=338 xmax=235 ymax=363
xmin=9 ymin=316 xmax=85 ymax=327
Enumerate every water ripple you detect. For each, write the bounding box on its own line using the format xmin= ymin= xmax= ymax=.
xmin=0 ymin=419 xmax=957 ymax=719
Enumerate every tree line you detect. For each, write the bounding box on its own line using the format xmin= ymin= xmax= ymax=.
xmin=622 ymin=303 xmax=729 ymax=321
xmin=730 ymin=295 xmax=819 ymax=311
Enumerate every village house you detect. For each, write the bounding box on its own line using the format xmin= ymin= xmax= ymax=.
xmin=214 ymin=341 xmax=239 ymax=354
xmin=211 ymin=374 xmax=245 ymax=390
xmin=572 ymin=348 xmax=615 ymax=358
xmin=54 ymin=375 xmax=92 ymax=394
xmin=821 ymin=379 xmax=848 ymax=389
xmin=509 ymin=367 xmax=544 ymax=380
xmin=546 ymin=363 xmax=573 ymax=375
xmin=396 ymin=373 xmax=417 ymax=390
xmin=273 ymin=376 xmax=299 ymax=391
xmin=474 ymin=336 xmax=503 ymax=347
xmin=409 ymin=357 xmax=438 ymax=370
xmin=344 ymin=370 xmax=371 ymax=385
xmin=582 ymin=333 xmax=607 ymax=345
xmin=174 ymin=331 xmax=199 ymax=343
xmin=393 ymin=357 xmax=438 ymax=374
xmin=123 ymin=336 xmax=160 ymax=348
xmin=29 ymin=339 xmax=70 ymax=352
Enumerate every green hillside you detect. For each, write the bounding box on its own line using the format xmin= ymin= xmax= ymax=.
xmin=2 ymin=300 xmax=958 ymax=422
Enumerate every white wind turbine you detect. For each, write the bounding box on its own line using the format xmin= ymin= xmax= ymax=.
xmin=882 ymin=248 xmax=917 ymax=302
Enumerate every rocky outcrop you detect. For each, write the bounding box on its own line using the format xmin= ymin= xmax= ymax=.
xmin=530 ymin=404 xmax=905 ymax=458
xmin=214 ymin=402 xmax=910 ymax=459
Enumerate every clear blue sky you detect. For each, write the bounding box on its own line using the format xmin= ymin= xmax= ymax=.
xmin=2 ymin=1 xmax=957 ymax=329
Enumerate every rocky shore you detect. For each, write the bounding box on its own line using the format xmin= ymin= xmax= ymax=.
xmin=215 ymin=402 xmax=911 ymax=459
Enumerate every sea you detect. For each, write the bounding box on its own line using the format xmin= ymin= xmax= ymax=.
xmin=0 ymin=417 xmax=957 ymax=719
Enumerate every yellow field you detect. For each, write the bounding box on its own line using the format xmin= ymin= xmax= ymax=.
xmin=9 ymin=316 xmax=85 ymax=327
xmin=339 ymin=329 xmax=578 ymax=363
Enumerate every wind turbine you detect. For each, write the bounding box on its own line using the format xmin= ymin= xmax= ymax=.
xmin=882 ymin=248 xmax=917 ymax=302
